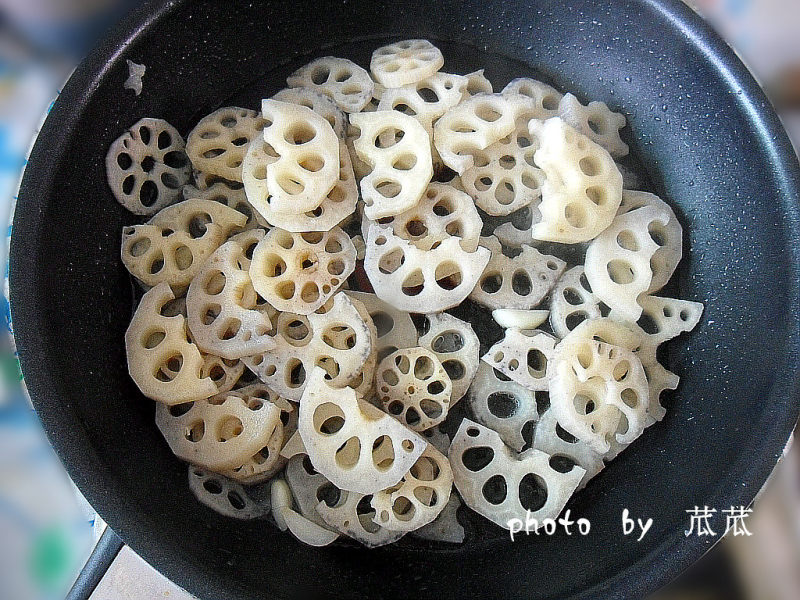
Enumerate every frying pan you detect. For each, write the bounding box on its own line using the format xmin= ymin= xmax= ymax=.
xmin=9 ymin=0 xmax=800 ymax=599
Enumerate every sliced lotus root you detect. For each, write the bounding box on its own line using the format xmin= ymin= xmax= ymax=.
xmin=460 ymin=113 xmax=546 ymax=216
xmin=186 ymin=107 xmax=267 ymax=182
xmin=558 ymin=93 xmax=629 ymax=158
xmin=617 ymin=190 xmax=683 ymax=292
xmin=287 ymin=57 xmax=374 ymax=113
xmin=346 ymin=291 xmax=418 ymax=362
xmin=201 ymin=354 xmax=244 ymax=394
xmin=418 ymin=312 xmax=479 ymax=405
xmin=630 ymin=296 xmax=703 ymax=345
xmin=253 ymin=141 xmax=358 ymax=233
xmin=376 ymin=348 xmax=453 ymax=432
xmin=529 ymin=117 xmax=623 ymax=243
xmin=434 ymin=93 xmax=537 ymax=175
xmin=548 ymin=337 xmax=650 ymax=454
xmin=188 ymin=467 xmax=268 ymax=520
xmin=469 ymin=236 xmax=565 ymax=310
xmin=272 ymin=87 xmax=347 ymax=138
xmin=584 ymin=205 xmax=672 ymax=321
xmin=249 ymin=227 xmax=355 ymax=315
xmin=286 ymin=455 xmax=342 ymax=530
xmin=182 ymin=181 xmax=268 ymax=230
xmin=371 ymin=444 xmax=453 ymax=532
xmin=106 ymin=118 xmax=190 ymax=215
xmin=449 ymin=419 xmax=584 ymax=530
xmin=413 ymin=492 xmax=465 ymax=543
xmin=298 ymin=367 xmax=427 ymax=494
xmin=466 ymin=362 xmax=541 ymax=452
xmin=149 ymin=196 xmax=247 ymax=233
xmin=125 ymin=283 xmax=217 ymax=404
xmin=350 ymin=110 xmax=433 ymax=220
xmin=364 ymin=223 xmax=490 ymax=313
xmin=155 ymin=392 xmax=281 ymax=471
xmin=502 ymin=78 xmax=563 ymax=118
xmin=492 ymin=309 xmax=549 ymax=331
xmin=241 ymin=138 xmax=278 ymax=217
xmin=192 ymin=169 xmax=244 ymax=191
xmin=377 ymin=72 xmax=469 ymax=165
xmin=463 ymin=69 xmax=493 ymax=98
xmin=186 ymin=238 xmax=276 ymax=360
xmin=419 ymin=423 xmax=451 ymax=455
xmin=383 ymin=182 xmax=483 ymax=252
xmin=260 ymin=99 xmax=339 ymax=214
xmin=483 ymin=329 xmax=557 ymax=392
xmin=532 ymin=408 xmax=605 ymax=489
xmin=317 ymin=489 xmax=406 ymax=548
xmin=549 ymin=266 xmax=603 ymax=339
xmin=242 ymin=293 xmax=374 ymax=401
xmin=370 ymin=39 xmax=444 ymax=88
xmin=345 ymin=122 xmax=372 ymax=181
xmin=565 ymin=317 xmax=677 ymax=422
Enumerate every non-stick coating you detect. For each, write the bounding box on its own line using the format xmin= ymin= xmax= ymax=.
xmin=9 ymin=1 xmax=800 ymax=599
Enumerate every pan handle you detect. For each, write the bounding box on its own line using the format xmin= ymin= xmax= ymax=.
xmin=65 ymin=527 xmax=124 ymax=600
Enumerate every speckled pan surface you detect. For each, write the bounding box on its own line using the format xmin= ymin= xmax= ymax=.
xmin=8 ymin=1 xmax=800 ymax=599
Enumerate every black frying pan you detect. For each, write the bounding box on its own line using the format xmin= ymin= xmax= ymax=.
xmin=9 ymin=1 xmax=800 ymax=599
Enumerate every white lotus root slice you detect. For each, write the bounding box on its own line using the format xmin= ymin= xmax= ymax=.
xmin=186 ymin=239 xmax=276 ymax=360
xmin=298 ymin=367 xmax=427 ymax=494
xmin=502 ymin=78 xmax=563 ymax=119
xmin=469 ymin=236 xmax=565 ymax=310
xmin=149 ymin=197 xmax=247 ymax=234
xmin=188 ymin=467 xmax=268 ymax=520
xmin=418 ymin=312 xmax=480 ymax=405
xmin=532 ymin=409 xmax=605 ymax=489
xmin=376 ymin=348 xmax=453 ymax=432
xmin=370 ymin=39 xmax=444 ymax=88
xmin=317 ymin=489 xmax=406 ymax=548
xmin=558 ymin=93 xmax=629 ymax=158
xmin=463 ymin=69 xmax=493 ymax=98
xmin=346 ymin=291 xmax=418 ymax=362
xmin=413 ymin=492 xmax=465 ymax=543
xmin=286 ymin=455 xmax=342 ymax=530
xmin=272 ymin=87 xmax=347 ymax=138
xmin=566 ymin=317 xmax=678 ymax=422
xmin=377 ymin=72 xmax=468 ymax=164
xmin=482 ymin=329 xmax=557 ymax=392
xmin=186 ymin=107 xmax=267 ymax=182
xmin=364 ymin=223 xmax=490 ymax=313
xmin=249 ymin=227 xmax=355 ymax=315
xmin=548 ymin=337 xmax=650 ymax=454
xmin=529 ymin=117 xmax=623 ymax=243
xmin=617 ymin=190 xmax=683 ymax=292
xmin=550 ymin=266 xmax=603 ymax=339
xmin=466 ymin=362 xmax=541 ymax=452
xmin=287 ymin=57 xmax=374 ymax=113
xmin=371 ymin=445 xmax=454 ymax=532
xmin=182 ymin=182 xmax=268 ymax=230
xmin=240 ymin=138 xmax=278 ymax=217
xmin=584 ymin=205 xmax=671 ymax=321
xmin=350 ymin=110 xmax=433 ymax=220
xmin=242 ymin=294 xmax=374 ymax=401
xmin=345 ymin=122 xmax=372 ymax=181
xmin=125 ymin=283 xmax=217 ymax=404
xmin=384 ymin=182 xmax=483 ymax=252
xmin=106 ymin=118 xmax=190 ymax=215
xmin=254 ymin=141 xmax=358 ymax=233
xmin=201 ymin=354 xmax=244 ymax=394
xmin=260 ymin=99 xmax=339 ymax=214
xmin=219 ymin=418 xmax=286 ymax=485
xmin=632 ymin=296 xmax=703 ymax=345
xmin=449 ymin=419 xmax=584 ymax=530
xmin=155 ymin=392 xmax=281 ymax=471
xmin=492 ymin=309 xmax=549 ymax=331
xmin=434 ymin=93 xmax=531 ymax=175
xmin=460 ymin=110 xmax=546 ymax=217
